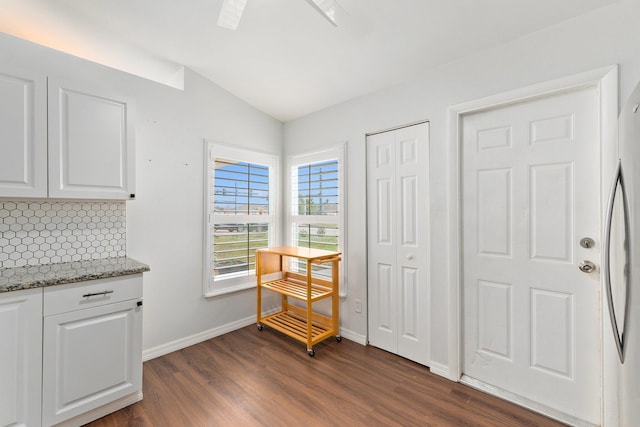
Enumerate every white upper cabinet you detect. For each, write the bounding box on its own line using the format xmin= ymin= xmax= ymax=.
xmin=48 ymin=78 xmax=135 ymax=199
xmin=0 ymin=68 xmax=48 ymax=197
xmin=0 ymin=67 xmax=136 ymax=200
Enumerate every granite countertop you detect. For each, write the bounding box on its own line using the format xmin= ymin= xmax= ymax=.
xmin=0 ymin=257 xmax=150 ymax=293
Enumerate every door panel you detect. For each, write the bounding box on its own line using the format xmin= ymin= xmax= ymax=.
xmin=43 ymin=299 xmax=142 ymax=426
xmin=462 ymin=87 xmax=600 ymax=424
xmin=401 ymin=267 xmax=419 ymax=339
xmin=369 ymin=130 xmax=398 ymax=351
xmin=478 ymin=168 xmax=511 ymax=256
xmin=530 ymin=163 xmax=573 ymax=261
xmin=530 ymin=289 xmax=574 ymax=378
xmin=376 ymin=263 xmax=394 ymax=334
xmin=0 ymin=289 xmax=42 ymax=427
xmin=0 ymin=68 xmax=47 ymax=197
xmin=48 ymin=77 xmax=135 ymax=199
xmin=367 ymin=122 xmax=429 ymax=365
xmin=401 ymin=176 xmax=417 ymax=245
xmin=478 ymin=280 xmax=512 ymax=360
xmin=377 ymin=178 xmax=393 ymax=244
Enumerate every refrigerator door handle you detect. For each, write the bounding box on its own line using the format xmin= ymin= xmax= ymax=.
xmin=604 ymin=159 xmax=626 ymax=363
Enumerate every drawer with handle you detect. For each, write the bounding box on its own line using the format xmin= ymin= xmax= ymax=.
xmin=44 ymin=274 xmax=143 ymax=316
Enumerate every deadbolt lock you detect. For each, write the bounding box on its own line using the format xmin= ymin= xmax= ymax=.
xmin=580 ymin=237 xmax=595 ymax=249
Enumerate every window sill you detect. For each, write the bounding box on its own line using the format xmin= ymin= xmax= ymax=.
xmin=203 ymin=281 xmax=256 ymax=298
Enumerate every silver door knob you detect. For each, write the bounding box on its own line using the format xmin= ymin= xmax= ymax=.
xmin=579 ymin=260 xmax=596 ymax=273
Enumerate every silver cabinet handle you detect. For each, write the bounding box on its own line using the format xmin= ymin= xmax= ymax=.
xmin=82 ymin=290 xmax=114 ymax=298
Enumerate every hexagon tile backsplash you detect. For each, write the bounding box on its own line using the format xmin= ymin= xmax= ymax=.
xmin=0 ymin=201 xmax=126 ymax=269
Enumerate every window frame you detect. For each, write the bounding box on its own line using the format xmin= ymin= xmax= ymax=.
xmin=286 ymin=143 xmax=347 ymax=296
xmin=203 ymin=140 xmax=279 ymax=297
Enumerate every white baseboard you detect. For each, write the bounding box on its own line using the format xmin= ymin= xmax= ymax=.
xmin=143 ymin=315 xmax=257 ymax=361
xmin=460 ymin=375 xmax=597 ymax=427
xmin=55 ymin=391 xmax=143 ymax=427
xmin=339 ymin=327 xmax=366 ymax=345
xmin=143 ymin=315 xmax=368 ymax=361
xmin=429 ymin=361 xmax=451 ymax=379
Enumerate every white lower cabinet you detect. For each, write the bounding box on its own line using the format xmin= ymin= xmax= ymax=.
xmin=0 ymin=67 xmax=47 ymax=198
xmin=42 ymin=275 xmax=143 ymax=427
xmin=0 ymin=288 xmax=43 ymax=427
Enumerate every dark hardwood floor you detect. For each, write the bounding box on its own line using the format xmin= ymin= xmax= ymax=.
xmin=87 ymin=326 xmax=565 ymax=426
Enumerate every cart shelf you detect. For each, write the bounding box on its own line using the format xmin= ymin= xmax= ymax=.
xmin=261 ymin=278 xmax=332 ymax=302
xmin=261 ymin=310 xmax=333 ymax=345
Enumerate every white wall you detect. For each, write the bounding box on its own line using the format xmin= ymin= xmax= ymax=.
xmin=283 ymin=0 xmax=640 ymax=372
xmin=128 ymin=67 xmax=285 ymax=357
xmin=0 ymin=32 xmax=284 ymax=357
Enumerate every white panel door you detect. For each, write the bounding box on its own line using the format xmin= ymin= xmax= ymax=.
xmin=48 ymin=77 xmax=135 ymax=199
xmin=367 ymin=122 xmax=429 ymax=365
xmin=0 ymin=67 xmax=47 ymax=197
xmin=462 ymin=87 xmax=600 ymax=424
xmin=0 ymin=288 xmax=43 ymax=427
xmin=42 ymin=299 xmax=143 ymax=426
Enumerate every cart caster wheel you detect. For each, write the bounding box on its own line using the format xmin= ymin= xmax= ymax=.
xmin=308 ymin=349 xmax=315 ymax=357
xmin=336 ymin=335 xmax=342 ymax=342
xmin=257 ymin=324 xmax=264 ymax=331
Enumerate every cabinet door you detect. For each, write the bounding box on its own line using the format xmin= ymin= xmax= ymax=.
xmin=42 ymin=299 xmax=143 ymax=426
xmin=48 ymin=77 xmax=135 ymax=199
xmin=0 ymin=289 xmax=43 ymax=427
xmin=0 ymin=67 xmax=47 ymax=197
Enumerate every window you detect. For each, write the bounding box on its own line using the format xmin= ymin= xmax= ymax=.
xmin=288 ymin=144 xmax=346 ymax=295
xmin=203 ymin=141 xmax=278 ymax=296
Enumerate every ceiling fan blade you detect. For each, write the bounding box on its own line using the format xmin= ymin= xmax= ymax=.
xmin=217 ymin=0 xmax=248 ymax=30
xmin=305 ymin=0 xmax=338 ymax=27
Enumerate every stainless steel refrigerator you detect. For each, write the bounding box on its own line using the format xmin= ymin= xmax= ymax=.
xmin=604 ymin=80 xmax=640 ymax=426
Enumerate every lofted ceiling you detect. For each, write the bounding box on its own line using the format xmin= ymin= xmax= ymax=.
xmin=0 ymin=0 xmax=620 ymax=121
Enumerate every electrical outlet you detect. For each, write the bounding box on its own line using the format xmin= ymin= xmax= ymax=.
xmin=354 ymin=299 xmax=362 ymax=313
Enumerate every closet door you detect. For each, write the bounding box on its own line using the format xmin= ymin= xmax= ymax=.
xmin=366 ymin=122 xmax=429 ymax=365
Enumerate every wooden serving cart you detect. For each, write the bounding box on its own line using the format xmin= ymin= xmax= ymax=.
xmin=256 ymin=246 xmax=341 ymax=356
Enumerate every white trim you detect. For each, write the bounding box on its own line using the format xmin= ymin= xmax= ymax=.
xmin=203 ymin=281 xmax=255 ymax=298
xmin=142 ymin=313 xmax=366 ymax=362
xmin=339 ymin=327 xmax=367 ymax=345
xmin=365 ymin=119 xmax=430 ymax=136
xmin=143 ymin=313 xmax=259 ymax=361
xmin=598 ymin=69 xmax=620 ymax=427
xmin=428 ymin=361 xmax=450 ymax=379
xmin=461 ymin=375 xmax=598 ymax=427
xmin=447 ymin=66 xmax=619 ymax=398
xmin=54 ymin=391 xmax=143 ymax=427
